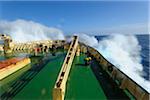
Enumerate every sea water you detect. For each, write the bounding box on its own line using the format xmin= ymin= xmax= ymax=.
xmin=96 ymin=34 xmax=149 ymax=81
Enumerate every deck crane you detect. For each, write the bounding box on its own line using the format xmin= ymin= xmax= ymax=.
xmin=0 ymin=34 xmax=13 ymax=54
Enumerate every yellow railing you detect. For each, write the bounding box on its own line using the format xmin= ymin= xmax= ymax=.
xmin=79 ymin=43 xmax=149 ymax=100
xmin=53 ymin=36 xmax=78 ymax=100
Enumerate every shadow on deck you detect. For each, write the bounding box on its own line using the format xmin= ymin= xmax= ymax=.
xmin=90 ymin=60 xmax=130 ymax=100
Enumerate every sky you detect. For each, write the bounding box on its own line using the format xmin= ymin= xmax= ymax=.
xmin=0 ymin=1 xmax=149 ymax=35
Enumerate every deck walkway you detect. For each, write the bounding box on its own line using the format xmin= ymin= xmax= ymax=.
xmin=65 ymin=53 xmax=107 ymax=99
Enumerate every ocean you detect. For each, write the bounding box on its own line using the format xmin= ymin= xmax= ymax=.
xmin=137 ymin=35 xmax=149 ymax=80
xmin=95 ymin=34 xmax=149 ymax=81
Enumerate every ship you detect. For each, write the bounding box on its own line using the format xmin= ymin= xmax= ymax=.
xmin=0 ymin=34 xmax=149 ymax=100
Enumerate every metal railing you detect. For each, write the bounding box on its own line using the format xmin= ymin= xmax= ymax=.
xmin=79 ymin=43 xmax=149 ymax=100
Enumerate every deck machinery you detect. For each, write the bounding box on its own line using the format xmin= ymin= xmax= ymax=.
xmin=0 ymin=34 xmax=65 ymax=55
xmin=0 ymin=34 xmax=149 ymax=100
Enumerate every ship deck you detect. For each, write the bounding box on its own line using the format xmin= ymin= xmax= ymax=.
xmin=0 ymin=51 xmax=132 ymax=100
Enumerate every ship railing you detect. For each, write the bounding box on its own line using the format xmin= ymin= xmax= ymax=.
xmin=79 ymin=42 xmax=149 ymax=100
xmin=53 ymin=36 xmax=78 ymax=100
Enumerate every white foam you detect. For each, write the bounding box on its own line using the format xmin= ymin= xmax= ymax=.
xmin=78 ymin=33 xmax=150 ymax=93
xmin=0 ymin=19 xmax=65 ymax=42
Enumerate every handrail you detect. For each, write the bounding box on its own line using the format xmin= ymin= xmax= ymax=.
xmin=53 ymin=36 xmax=78 ymax=100
xmin=79 ymin=43 xmax=149 ymax=100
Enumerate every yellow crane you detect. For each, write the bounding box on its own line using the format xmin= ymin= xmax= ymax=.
xmin=0 ymin=34 xmax=13 ymax=54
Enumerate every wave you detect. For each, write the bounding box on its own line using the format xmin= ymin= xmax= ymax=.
xmin=77 ymin=33 xmax=150 ymax=93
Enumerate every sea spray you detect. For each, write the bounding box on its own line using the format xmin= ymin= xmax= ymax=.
xmin=77 ymin=33 xmax=150 ymax=93
xmin=0 ymin=19 xmax=65 ymax=42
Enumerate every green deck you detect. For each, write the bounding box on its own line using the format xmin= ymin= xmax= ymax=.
xmin=13 ymin=52 xmax=66 ymax=100
xmin=66 ymin=54 xmax=106 ymax=99
xmin=0 ymin=51 xmax=130 ymax=100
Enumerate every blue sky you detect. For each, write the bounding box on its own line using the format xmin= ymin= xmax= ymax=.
xmin=0 ymin=1 xmax=149 ymax=34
